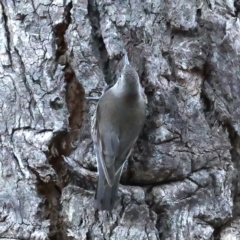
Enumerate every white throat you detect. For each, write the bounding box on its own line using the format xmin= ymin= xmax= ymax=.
xmin=111 ymin=75 xmax=141 ymax=97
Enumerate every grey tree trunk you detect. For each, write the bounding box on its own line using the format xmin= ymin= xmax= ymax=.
xmin=0 ymin=0 xmax=240 ymax=239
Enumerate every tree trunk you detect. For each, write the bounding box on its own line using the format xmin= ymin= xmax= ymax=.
xmin=0 ymin=0 xmax=239 ymax=239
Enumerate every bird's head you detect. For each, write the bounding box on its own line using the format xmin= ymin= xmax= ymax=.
xmin=116 ymin=59 xmax=141 ymax=95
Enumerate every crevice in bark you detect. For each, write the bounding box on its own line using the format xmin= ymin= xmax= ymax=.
xmin=87 ymin=0 xmax=112 ymax=85
xmin=171 ymin=28 xmax=199 ymax=37
xmin=24 ymin=159 xmax=64 ymax=240
xmin=223 ymin=122 xmax=239 ymax=213
xmin=47 ymin=48 xmax=85 ymax=240
xmin=38 ymin=182 xmax=67 ymax=240
xmin=168 ymin=36 xmax=178 ymax=82
xmin=54 ymin=1 xmax=72 ymax=61
xmin=200 ymin=87 xmax=218 ymax=129
xmin=154 ymin=206 xmax=172 ymax=240
xmin=34 ymin=2 xmax=85 ymax=239
xmin=213 ymin=225 xmax=221 ymax=240
xmin=86 ymin=229 xmax=91 ymax=240
xmin=200 ymin=61 xmax=217 ymax=128
xmin=196 ymin=8 xmax=202 ymax=19
xmin=49 ymin=0 xmax=85 ymax=161
xmin=235 ymin=0 xmax=240 ymax=15
xmin=0 ymin=2 xmax=12 ymax=66
xmin=200 ymin=90 xmax=212 ymax=114
xmin=47 ymin=67 xmax=85 ymax=182
xmin=206 ymin=0 xmax=212 ymax=10
xmin=38 ymin=179 xmax=64 ymax=240
xmin=87 ymin=0 xmax=123 ymax=89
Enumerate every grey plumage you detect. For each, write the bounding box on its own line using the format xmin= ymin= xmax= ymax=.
xmin=91 ymin=56 xmax=146 ymax=211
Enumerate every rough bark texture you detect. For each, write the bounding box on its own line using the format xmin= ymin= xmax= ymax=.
xmin=0 ymin=0 xmax=240 ymax=239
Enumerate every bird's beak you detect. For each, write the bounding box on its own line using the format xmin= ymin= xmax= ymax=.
xmin=124 ymin=53 xmax=130 ymax=66
xmin=122 ymin=49 xmax=130 ymax=67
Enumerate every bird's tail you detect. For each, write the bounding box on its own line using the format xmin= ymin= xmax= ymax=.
xmin=94 ymin=162 xmax=123 ymax=211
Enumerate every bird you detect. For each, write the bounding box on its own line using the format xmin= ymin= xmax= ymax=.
xmin=91 ymin=53 xmax=146 ymax=211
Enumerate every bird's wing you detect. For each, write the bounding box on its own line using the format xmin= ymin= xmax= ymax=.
xmin=91 ymin=105 xmax=118 ymax=187
xmin=98 ymin=128 xmax=119 ymax=187
xmin=115 ymin=147 xmax=132 ymax=175
xmin=114 ymin=135 xmax=139 ymax=174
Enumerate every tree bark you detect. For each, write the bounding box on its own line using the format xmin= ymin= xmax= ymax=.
xmin=0 ymin=0 xmax=239 ymax=239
